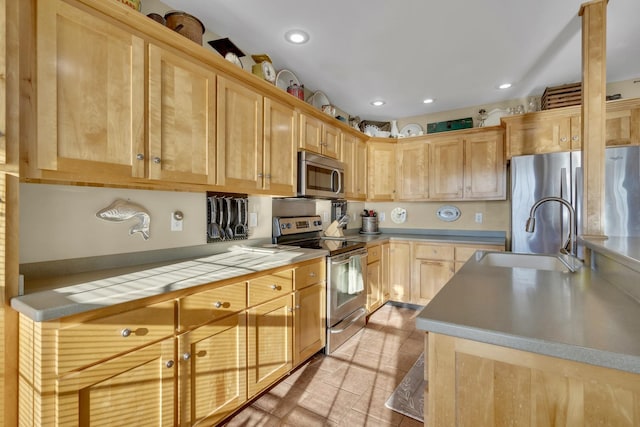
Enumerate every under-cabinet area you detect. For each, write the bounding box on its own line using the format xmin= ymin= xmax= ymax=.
xmin=17 ymin=256 xmax=326 ymax=426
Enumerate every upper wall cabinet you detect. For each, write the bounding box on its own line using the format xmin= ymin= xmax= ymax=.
xmin=341 ymin=133 xmax=367 ymax=200
xmin=148 ymin=44 xmax=216 ymax=185
xmin=299 ymin=113 xmax=341 ymax=159
xmin=367 ymin=141 xmax=396 ymax=201
xmin=262 ymin=97 xmax=297 ymax=196
xmin=32 ymin=0 xmax=146 ymax=182
xmin=396 ymin=140 xmax=429 ymax=201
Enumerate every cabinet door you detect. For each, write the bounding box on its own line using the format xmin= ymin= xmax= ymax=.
xmin=366 ymin=259 xmax=382 ymax=313
xmin=322 ymin=123 xmax=341 ymax=159
xmin=35 ymin=0 xmax=145 ymax=180
xmin=413 ymin=259 xmax=455 ymax=305
xmin=263 ymin=97 xmax=297 ymax=196
xmin=354 ymin=138 xmax=368 ymax=199
xmin=148 ymin=44 xmax=216 ymax=184
xmin=299 ymin=113 xmax=323 ymax=154
xmin=429 ymin=137 xmax=464 ymax=199
xmin=463 ymin=130 xmax=505 ymax=200
xmin=367 ymin=142 xmax=396 ymax=201
xmin=57 ymin=339 xmax=175 ymax=426
xmin=178 ymin=313 xmax=247 ymax=427
xmin=216 ymin=75 xmax=263 ymax=191
xmin=389 ymin=242 xmax=411 ymax=302
xmin=606 ymin=104 xmax=640 ymax=147
xmin=247 ymin=294 xmax=293 ymax=397
xmin=397 ymin=140 xmax=429 ymax=200
xmin=294 ymin=283 xmax=325 ymax=366
xmin=341 ymin=133 xmax=357 ymax=196
xmin=381 ymin=243 xmax=390 ymax=303
xmin=506 ymin=113 xmax=573 ymax=157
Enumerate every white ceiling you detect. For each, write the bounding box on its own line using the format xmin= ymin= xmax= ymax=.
xmin=164 ymin=0 xmax=640 ymax=121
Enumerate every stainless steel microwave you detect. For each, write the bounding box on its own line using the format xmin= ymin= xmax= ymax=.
xmin=297 ymin=151 xmax=345 ymax=199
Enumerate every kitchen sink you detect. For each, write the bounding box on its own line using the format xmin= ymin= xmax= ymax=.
xmin=476 ymin=252 xmax=582 ymax=273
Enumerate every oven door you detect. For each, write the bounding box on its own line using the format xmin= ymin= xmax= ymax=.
xmin=326 ymin=248 xmax=367 ymax=327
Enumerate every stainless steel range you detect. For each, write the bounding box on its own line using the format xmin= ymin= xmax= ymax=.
xmin=273 ymin=215 xmax=368 ymax=354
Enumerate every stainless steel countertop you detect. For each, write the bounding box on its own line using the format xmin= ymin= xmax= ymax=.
xmin=580 ymin=236 xmax=640 ymax=272
xmin=12 ymin=247 xmax=327 ymax=322
xmin=343 ymin=229 xmax=506 ymax=247
xmin=416 ymin=250 xmax=640 ymax=373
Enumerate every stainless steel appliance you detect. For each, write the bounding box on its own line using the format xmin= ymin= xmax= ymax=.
xmin=273 ymin=215 xmax=367 ymax=354
xmin=297 ymin=151 xmax=345 ymax=199
xmin=511 ymin=146 xmax=640 ymax=254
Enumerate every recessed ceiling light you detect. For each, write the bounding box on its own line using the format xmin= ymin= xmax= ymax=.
xmin=423 ymin=98 xmax=435 ymax=104
xmin=371 ymin=100 xmax=386 ymax=106
xmin=284 ymin=30 xmax=309 ymax=44
xmin=498 ymin=83 xmax=513 ymax=89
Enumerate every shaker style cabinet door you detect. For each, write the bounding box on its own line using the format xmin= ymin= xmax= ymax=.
xmin=463 ymin=130 xmax=505 ymax=200
xmin=263 ymin=97 xmax=297 ymax=196
xmin=396 ymin=140 xmax=429 ymax=200
xmin=367 ymin=142 xmax=396 ymax=201
xmin=148 ymin=44 xmax=216 ymax=185
xmin=35 ymin=0 xmax=145 ymax=181
xmin=56 ymin=339 xmax=175 ymax=426
xmin=429 ymin=137 xmax=464 ymax=200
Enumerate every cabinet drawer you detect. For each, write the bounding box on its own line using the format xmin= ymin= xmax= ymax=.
xmin=367 ymin=244 xmax=381 ymax=263
xmin=414 ymin=244 xmax=454 ymax=260
xmin=295 ymin=261 xmax=325 ymax=290
xmin=57 ymin=300 xmax=175 ymax=374
xmin=179 ymin=281 xmax=247 ymax=329
xmin=455 ymin=245 xmax=504 ymax=262
xmin=249 ymin=270 xmax=294 ymax=306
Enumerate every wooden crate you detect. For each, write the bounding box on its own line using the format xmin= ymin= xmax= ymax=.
xmin=541 ymin=82 xmax=582 ymax=110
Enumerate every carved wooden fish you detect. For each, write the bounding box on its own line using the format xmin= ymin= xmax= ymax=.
xmin=96 ymin=199 xmax=151 ymax=240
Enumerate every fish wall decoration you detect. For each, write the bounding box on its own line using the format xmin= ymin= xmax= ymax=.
xmin=96 ymin=199 xmax=151 ymax=240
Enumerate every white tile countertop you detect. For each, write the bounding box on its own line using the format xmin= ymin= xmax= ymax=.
xmin=12 ymin=246 xmax=327 ymax=322
xmin=416 ymin=249 xmax=640 ymax=374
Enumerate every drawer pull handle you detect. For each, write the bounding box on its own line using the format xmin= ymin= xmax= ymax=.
xmin=270 ymin=284 xmax=280 ymax=290
xmin=121 ymin=328 xmax=132 ymax=338
xmin=166 ymin=360 xmax=174 ymax=369
xmin=213 ymin=301 xmax=223 ymax=309
xmin=182 ymin=352 xmax=191 ymax=361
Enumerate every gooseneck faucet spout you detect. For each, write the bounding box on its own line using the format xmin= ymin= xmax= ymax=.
xmin=525 ymin=196 xmax=576 ymax=256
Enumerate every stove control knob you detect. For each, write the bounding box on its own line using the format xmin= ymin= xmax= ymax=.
xmin=286 ymin=223 xmax=292 ymax=229
xmin=280 ymin=224 xmax=286 ymax=229
xmin=314 ymin=220 xmax=322 ymax=226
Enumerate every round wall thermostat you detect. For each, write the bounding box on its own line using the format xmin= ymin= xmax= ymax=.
xmin=390 ymin=207 xmax=407 ymax=224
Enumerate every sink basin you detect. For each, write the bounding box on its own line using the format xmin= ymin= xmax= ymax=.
xmin=476 ymin=252 xmax=582 ymax=273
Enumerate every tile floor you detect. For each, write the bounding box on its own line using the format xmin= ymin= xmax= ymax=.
xmin=223 ymin=303 xmax=425 ymax=427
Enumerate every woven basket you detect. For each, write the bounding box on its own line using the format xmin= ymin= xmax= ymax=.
xmin=164 ymin=11 xmax=205 ymax=45
xmin=541 ymin=82 xmax=582 ymax=110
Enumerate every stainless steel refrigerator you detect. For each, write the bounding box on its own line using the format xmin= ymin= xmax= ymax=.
xmin=511 ymin=146 xmax=640 ymax=254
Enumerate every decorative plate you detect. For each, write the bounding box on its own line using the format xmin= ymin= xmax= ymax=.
xmin=436 ymin=205 xmax=461 ymax=222
xmin=275 ymin=69 xmax=300 ymax=91
xmin=307 ymin=90 xmax=330 ymax=110
xmin=363 ymin=124 xmax=380 ymax=136
xmin=400 ymin=123 xmax=423 ymax=137
xmin=224 ymin=52 xmax=243 ymax=69
xmin=390 ymin=207 xmax=407 ymax=224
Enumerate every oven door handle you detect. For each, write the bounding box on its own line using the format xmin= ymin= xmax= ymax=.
xmin=329 ymin=307 xmax=367 ymax=334
xmin=330 ymin=249 xmax=367 ymax=265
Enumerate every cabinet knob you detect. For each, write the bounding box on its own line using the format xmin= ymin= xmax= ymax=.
xmin=121 ymin=328 xmax=132 ymax=338
xmin=153 ymin=156 xmax=161 ymax=164
xmin=560 ymin=137 xmax=568 ymax=143
xmin=136 ymin=153 xmax=144 ymax=160
xmin=270 ymin=284 xmax=279 ymax=290
xmin=165 ymin=360 xmax=175 ymax=368
xmin=572 ymin=135 xmax=579 ymax=141
xmin=182 ymin=352 xmax=191 ymax=361
xmin=257 ymin=173 xmax=264 ymax=178
xmin=295 ymin=305 xmax=301 ymax=310
xmin=213 ymin=301 xmax=222 ymax=309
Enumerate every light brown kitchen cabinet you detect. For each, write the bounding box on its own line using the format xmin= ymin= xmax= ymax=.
xmin=148 ymin=43 xmax=216 ymax=185
xmin=0 ymin=0 xmax=5 ymax=168
xmin=396 ymin=140 xmax=429 ymax=200
xmin=366 ymin=242 xmax=383 ymax=313
xmin=30 ymin=0 xmax=145 ymax=182
xmin=178 ymin=312 xmax=247 ymax=427
xmin=412 ymin=243 xmax=455 ymax=305
xmin=294 ymin=260 xmax=326 ymax=365
xmin=381 ymin=242 xmax=391 ymax=302
xmin=262 ymin=97 xmax=297 ymax=196
xmin=429 ymin=129 xmax=505 ymax=200
xmin=247 ymin=294 xmax=294 ymax=398
xmin=299 ymin=113 xmax=340 ymax=159
xmin=389 ymin=241 xmax=411 ymax=303
xmin=454 ymin=244 xmax=505 ymax=272
xmin=605 ymin=98 xmax=640 ymax=147
xmin=367 ymin=141 xmax=397 ymax=201
xmin=503 ymin=109 xmax=580 ymax=158
xmin=216 ymin=75 xmax=264 ymax=192
xmin=341 ymin=133 xmax=367 ymax=200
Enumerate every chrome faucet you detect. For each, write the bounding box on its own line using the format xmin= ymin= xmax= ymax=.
xmin=525 ymin=197 xmax=576 ymax=256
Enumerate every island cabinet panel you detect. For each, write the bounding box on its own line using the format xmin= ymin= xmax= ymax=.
xmin=412 ymin=244 xmax=455 ymax=305
xmin=57 ymin=338 xmax=175 ymax=426
xmin=428 ymin=333 xmax=640 ymax=427
xmin=148 ymin=43 xmax=216 ymax=185
xmin=216 ymin=75 xmax=264 ymax=192
xmin=33 ymin=0 xmax=145 ymax=181
xmin=247 ymin=294 xmax=294 ymax=398
xmin=178 ymin=312 xmax=247 ymax=427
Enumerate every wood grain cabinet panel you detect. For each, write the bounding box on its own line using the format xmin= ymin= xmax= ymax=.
xmin=178 ymin=312 xmax=247 ymax=427
xmin=299 ymin=113 xmax=340 ymax=159
xmin=429 ymin=137 xmax=465 ymax=199
xmin=147 ymin=44 xmax=216 ymax=185
xmin=33 ymin=0 xmax=145 ymax=181
xmin=341 ymin=133 xmax=367 ymax=200
xmin=248 ymin=270 xmax=294 ymax=306
xmin=389 ymin=241 xmax=411 ymax=303
xmin=178 ymin=281 xmax=247 ymax=330
xmin=396 ymin=140 xmax=429 ymax=200
xmin=503 ymin=112 xmax=575 ymax=158
xmin=463 ymin=130 xmax=506 ymax=199
xmin=367 ymin=141 xmax=396 ymax=201
xmin=294 ymin=259 xmax=325 ymax=290
xmin=262 ymin=97 xmax=297 ymax=196
xmin=294 ymin=283 xmax=325 ymax=365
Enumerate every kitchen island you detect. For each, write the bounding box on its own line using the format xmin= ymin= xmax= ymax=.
xmin=416 ymin=242 xmax=640 ymax=426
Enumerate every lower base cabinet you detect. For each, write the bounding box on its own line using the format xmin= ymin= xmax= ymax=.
xmin=366 ymin=242 xmax=384 ymax=313
xmin=294 ymin=283 xmax=326 ymax=365
xmin=178 ymin=313 xmax=247 ymax=426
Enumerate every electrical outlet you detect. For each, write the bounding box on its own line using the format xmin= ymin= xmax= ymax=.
xmin=248 ymin=212 xmax=258 ymax=227
xmin=475 ymin=212 xmax=483 ymax=224
xmin=170 ymin=212 xmax=183 ymax=231
xmin=322 ymin=211 xmax=329 ymax=222
xmin=379 ymin=212 xmax=385 ymax=222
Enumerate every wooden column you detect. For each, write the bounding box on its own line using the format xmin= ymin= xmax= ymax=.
xmin=579 ymin=0 xmax=608 ymax=239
